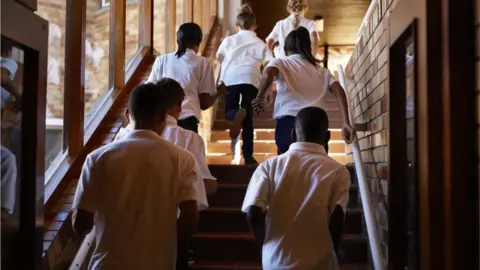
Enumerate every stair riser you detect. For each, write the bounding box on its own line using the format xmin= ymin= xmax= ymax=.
xmin=210 ymin=130 xmax=343 ymax=142
xmin=208 ymin=142 xmax=346 ymax=155
xmin=198 ymin=210 xmax=363 ymax=235
xmin=206 ymin=155 xmax=347 ymax=165
xmin=190 ymin=237 xmax=367 ymax=263
xmin=209 ymin=187 xmax=360 ymax=209
xmin=209 ymin=165 xmax=256 ymax=184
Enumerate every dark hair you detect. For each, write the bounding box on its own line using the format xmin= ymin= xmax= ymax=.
xmin=1 ymin=38 xmax=14 ymax=55
xmin=128 ymin=83 xmax=168 ymax=122
xmin=284 ymin=26 xmax=320 ymax=67
xmin=176 ymin=23 xmax=203 ymax=58
xmin=237 ymin=4 xmax=256 ymax=30
xmin=295 ymin=106 xmax=329 ymax=142
xmin=155 ymin=78 xmax=185 ymax=109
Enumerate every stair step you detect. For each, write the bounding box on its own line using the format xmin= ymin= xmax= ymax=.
xmin=198 ymin=207 xmax=363 ymax=234
xmin=208 ymin=184 xmax=360 ymax=209
xmin=190 ymin=233 xmax=367 ymax=263
xmin=208 ymin=141 xmax=346 ymax=155
xmin=206 ymin=154 xmax=347 ymax=165
xmin=210 ymin=129 xmax=344 ymax=142
xmin=212 ymin=119 xmax=343 ymax=130
xmin=192 ymin=262 xmax=368 ymax=270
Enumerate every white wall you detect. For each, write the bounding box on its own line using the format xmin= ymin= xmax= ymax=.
xmin=218 ymin=0 xmax=241 ymax=35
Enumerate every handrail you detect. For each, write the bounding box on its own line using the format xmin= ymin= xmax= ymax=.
xmin=337 ymin=65 xmax=385 ymax=270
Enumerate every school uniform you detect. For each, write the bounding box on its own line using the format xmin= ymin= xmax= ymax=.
xmin=242 ymin=142 xmax=351 ymax=270
xmin=1 ymin=146 xmax=16 ymax=214
xmin=0 ymin=57 xmax=18 ymax=109
xmin=266 ymin=15 xmax=319 ymax=58
xmin=146 ymin=49 xmax=217 ymax=133
xmin=73 ymin=130 xmax=200 ymax=270
xmin=216 ymin=30 xmax=273 ymax=157
xmin=266 ymin=54 xmax=337 ymax=154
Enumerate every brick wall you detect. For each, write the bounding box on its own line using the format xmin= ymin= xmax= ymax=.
xmin=344 ymin=0 xmax=394 ymax=267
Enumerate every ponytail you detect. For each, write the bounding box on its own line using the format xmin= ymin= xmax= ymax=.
xmin=287 ymin=0 xmax=307 ymax=29
xmin=237 ymin=4 xmax=257 ymax=30
xmin=284 ymin=27 xmax=320 ymax=67
xmin=175 ymin=23 xmax=203 ymax=58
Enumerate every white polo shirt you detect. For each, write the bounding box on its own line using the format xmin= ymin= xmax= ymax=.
xmin=146 ymin=49 xmax=217 ymax=121
xmin=266 ymin=15 xmax=319 ymax=58
xmin=266 ymin=54 xmax=337 ymax=119
xmin=242 ymin=142 xmax=350 ymax=270
xmin=1 ymin=146 xmax=17 ymax=214
xmin=216 ymin=30 xmax=273 ymax=88
xmin=0 ymin=57 xmax=18 ymax=109
xmin=115 ymin=116 xmax=214 ymax=211
xmin=73 ymin=130 xmax=199 ymax=270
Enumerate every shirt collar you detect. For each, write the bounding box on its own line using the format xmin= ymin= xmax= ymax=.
xmin=289 ymin=54 xmax=304 ymax=60
xmin=166 ymin=115 xmax=177 ymax=126
xmin=289 ymin=142 xmax=327 ymax=155
xmin=123 ymin=129 xmax=163 ymax=141
xmin=185 ymin=48 xmax=196 ymax=55
xmin=238 ymin=30 xmax=257 ymax=37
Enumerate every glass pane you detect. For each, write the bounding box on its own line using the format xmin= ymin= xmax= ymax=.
xmin=85 ymin=0 xmax=111 ymax=123
xmin=1 ymin=37 xmax=23 ymax=268
xmin=176 ymin=0 xmax=185 ymax=32
xmin=154 ymin=0 xmax=167 ymax=54
xmin=126 ymin=1 xmax=140 ymax=65
xmin=35 ymin=1 xmax=66 ymax=172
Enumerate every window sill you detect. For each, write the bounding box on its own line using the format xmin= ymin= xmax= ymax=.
xmin=44 ymin=46 xmax=150 ymax=209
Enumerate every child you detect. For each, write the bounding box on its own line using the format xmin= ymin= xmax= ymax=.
xmin=216 ymin=4 xmax=273 ymax=165
xmin=252 ymin=27 xmax=355 ymax=154
xmin=266 ymin=0 xmax=319 ymax=58
xmin=72 ymin=83 xmax=199 ymax=270
xmin=242 ymin=107 xmax=350 ymax=270
xmin=146 ymin=22 xmax=226 ymax=133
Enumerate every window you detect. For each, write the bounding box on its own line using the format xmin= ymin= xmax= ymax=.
xmin=102 ymin=0 xmax=110 ymax=8
xmin=125 ymin=1 xmax=140 ymax=65
xmin=35 ymin=0 xmax=67 ymax=174
xmin=153 ymin=0 xmax=167 ymax=54
xmin=85 ymin=0 xmax=111 ymax=125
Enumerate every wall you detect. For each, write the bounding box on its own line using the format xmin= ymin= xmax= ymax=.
xmin=242 ymin=0 xmax=288 ymax=40
xmin=220 ymin=0 xmax=241 ymax=35
xmin=343 ymin=0 xmax=394 ymax=267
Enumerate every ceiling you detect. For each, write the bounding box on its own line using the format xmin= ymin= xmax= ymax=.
xmin=245 ymin=0 xmax=371 ymax=45
xmin=306 ymin=0 xmax=372 ymax=45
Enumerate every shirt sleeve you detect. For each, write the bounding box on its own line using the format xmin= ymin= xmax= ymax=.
xmin=216 ymin=37 xmax=230 ymax=64
xmin=1 ymin=147 xmax=17 ymax=214
xmin=263 ymin=45 xmax=274 ymax=64
xmin=327 ymin=71 xmax=337 ymax=87
xmin=1 ymin=58 xmax=18 ymax=80
xmin=177 ymin=152 xmax=201 ymax=204
xmin=266 ymin=58 xmax=283 ymax=80
xmin=307 ymin=20 xmax=320 ymax=40
xmin=329 ymin=167 xmax=351 ymax=214
xmin=241 ymin=163 xmax=271 ymax=212
xmin=72 ymin=155 xmax=98 ymax=213
xmin=266 ymin=22 xmax=280 ymax=42
xmin=186 ymin=134 xmax=216 ymax=181
xmin=198 ymin=60 xmax=217 ymax=95
xmin=146 ymin=56 xmax=163 ymax=83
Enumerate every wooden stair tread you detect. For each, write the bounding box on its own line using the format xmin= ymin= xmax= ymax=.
xmin=193 ymin=232 xmax=367 ymax=241
xmin=193 ymin=262 xmax=368 ymax=270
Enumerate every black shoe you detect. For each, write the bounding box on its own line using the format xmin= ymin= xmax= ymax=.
xmin=244 ymin=156 xmax=258 ymax=165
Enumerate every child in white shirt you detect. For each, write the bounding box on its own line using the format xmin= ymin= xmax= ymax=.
xmin=216 ymin=4 xmax=273 ymax=165
xmin=253 ymin=27 xmax=355 ymax=154
xmin=146 ymin=22 xmax=226 ymax=133
xmin=266 ymin=0 xmax=319 ymax=58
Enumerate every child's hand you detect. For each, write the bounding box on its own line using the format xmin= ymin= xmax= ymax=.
xmin=216 ymin=81 xmax=227 ymax=96
xmin=252 ymin=96 xmax=266 ymax=115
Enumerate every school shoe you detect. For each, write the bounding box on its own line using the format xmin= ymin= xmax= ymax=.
xmin=229 ymin=108 xmax=247 ymax=139
xmin=244 ymin=156 xmax=258 ymax=165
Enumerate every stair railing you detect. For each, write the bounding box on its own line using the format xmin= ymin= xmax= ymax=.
xmin=69 ymin=228 xmax=95 ymax=270
xmin=337 ymin=65 xmax=385 ymax=270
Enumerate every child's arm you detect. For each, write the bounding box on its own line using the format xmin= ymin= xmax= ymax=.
xmin=311 ymin=32 xmax=319 ymax=57
xmin=329 ymin=81 xmax=356 ymax=144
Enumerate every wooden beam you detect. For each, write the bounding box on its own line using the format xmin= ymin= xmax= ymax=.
xmin=109 ymin=0 xmax=126 ymax=90
xmin=184 ymin=0 xmax=193 ymax=22
xmin=211 ymin=0 xmax=217 ymax=16
xmin=202 ymin=0 xmax=211 ymax=31
xmin=64 ymin=0 xmax=86 ymax=155
xmin=139 ymin=0 xmax=153 ymax=49
xmin=165 ymin=0 xmax=177 ymax=52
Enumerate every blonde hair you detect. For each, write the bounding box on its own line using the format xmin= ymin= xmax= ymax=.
xmin=237 ymin=4 xmax=256 ymax=30
xmin=287 ymin=0 xmax=308 ymax=29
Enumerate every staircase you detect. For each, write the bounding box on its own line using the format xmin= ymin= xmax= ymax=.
xmin=194 ymin=96 xmax=368 ymax=269
xmin=191 ymin=164 xmax=367 ymax=269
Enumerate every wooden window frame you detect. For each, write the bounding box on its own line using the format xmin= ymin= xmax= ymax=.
xmin=45 ymin=0 xmax=154 ymax=204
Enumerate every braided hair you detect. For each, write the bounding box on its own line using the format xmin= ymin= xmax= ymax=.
xmin=284 ymin=26 xmax=320 ymax=67
xmin=287 ymin=0 xmax=308 ymax=29
xmin=175 ymin=23 xmax=203 ymax=58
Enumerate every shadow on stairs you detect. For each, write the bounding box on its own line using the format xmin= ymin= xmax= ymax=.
xmin=191 ymin=165 xmax=368 ymax=270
